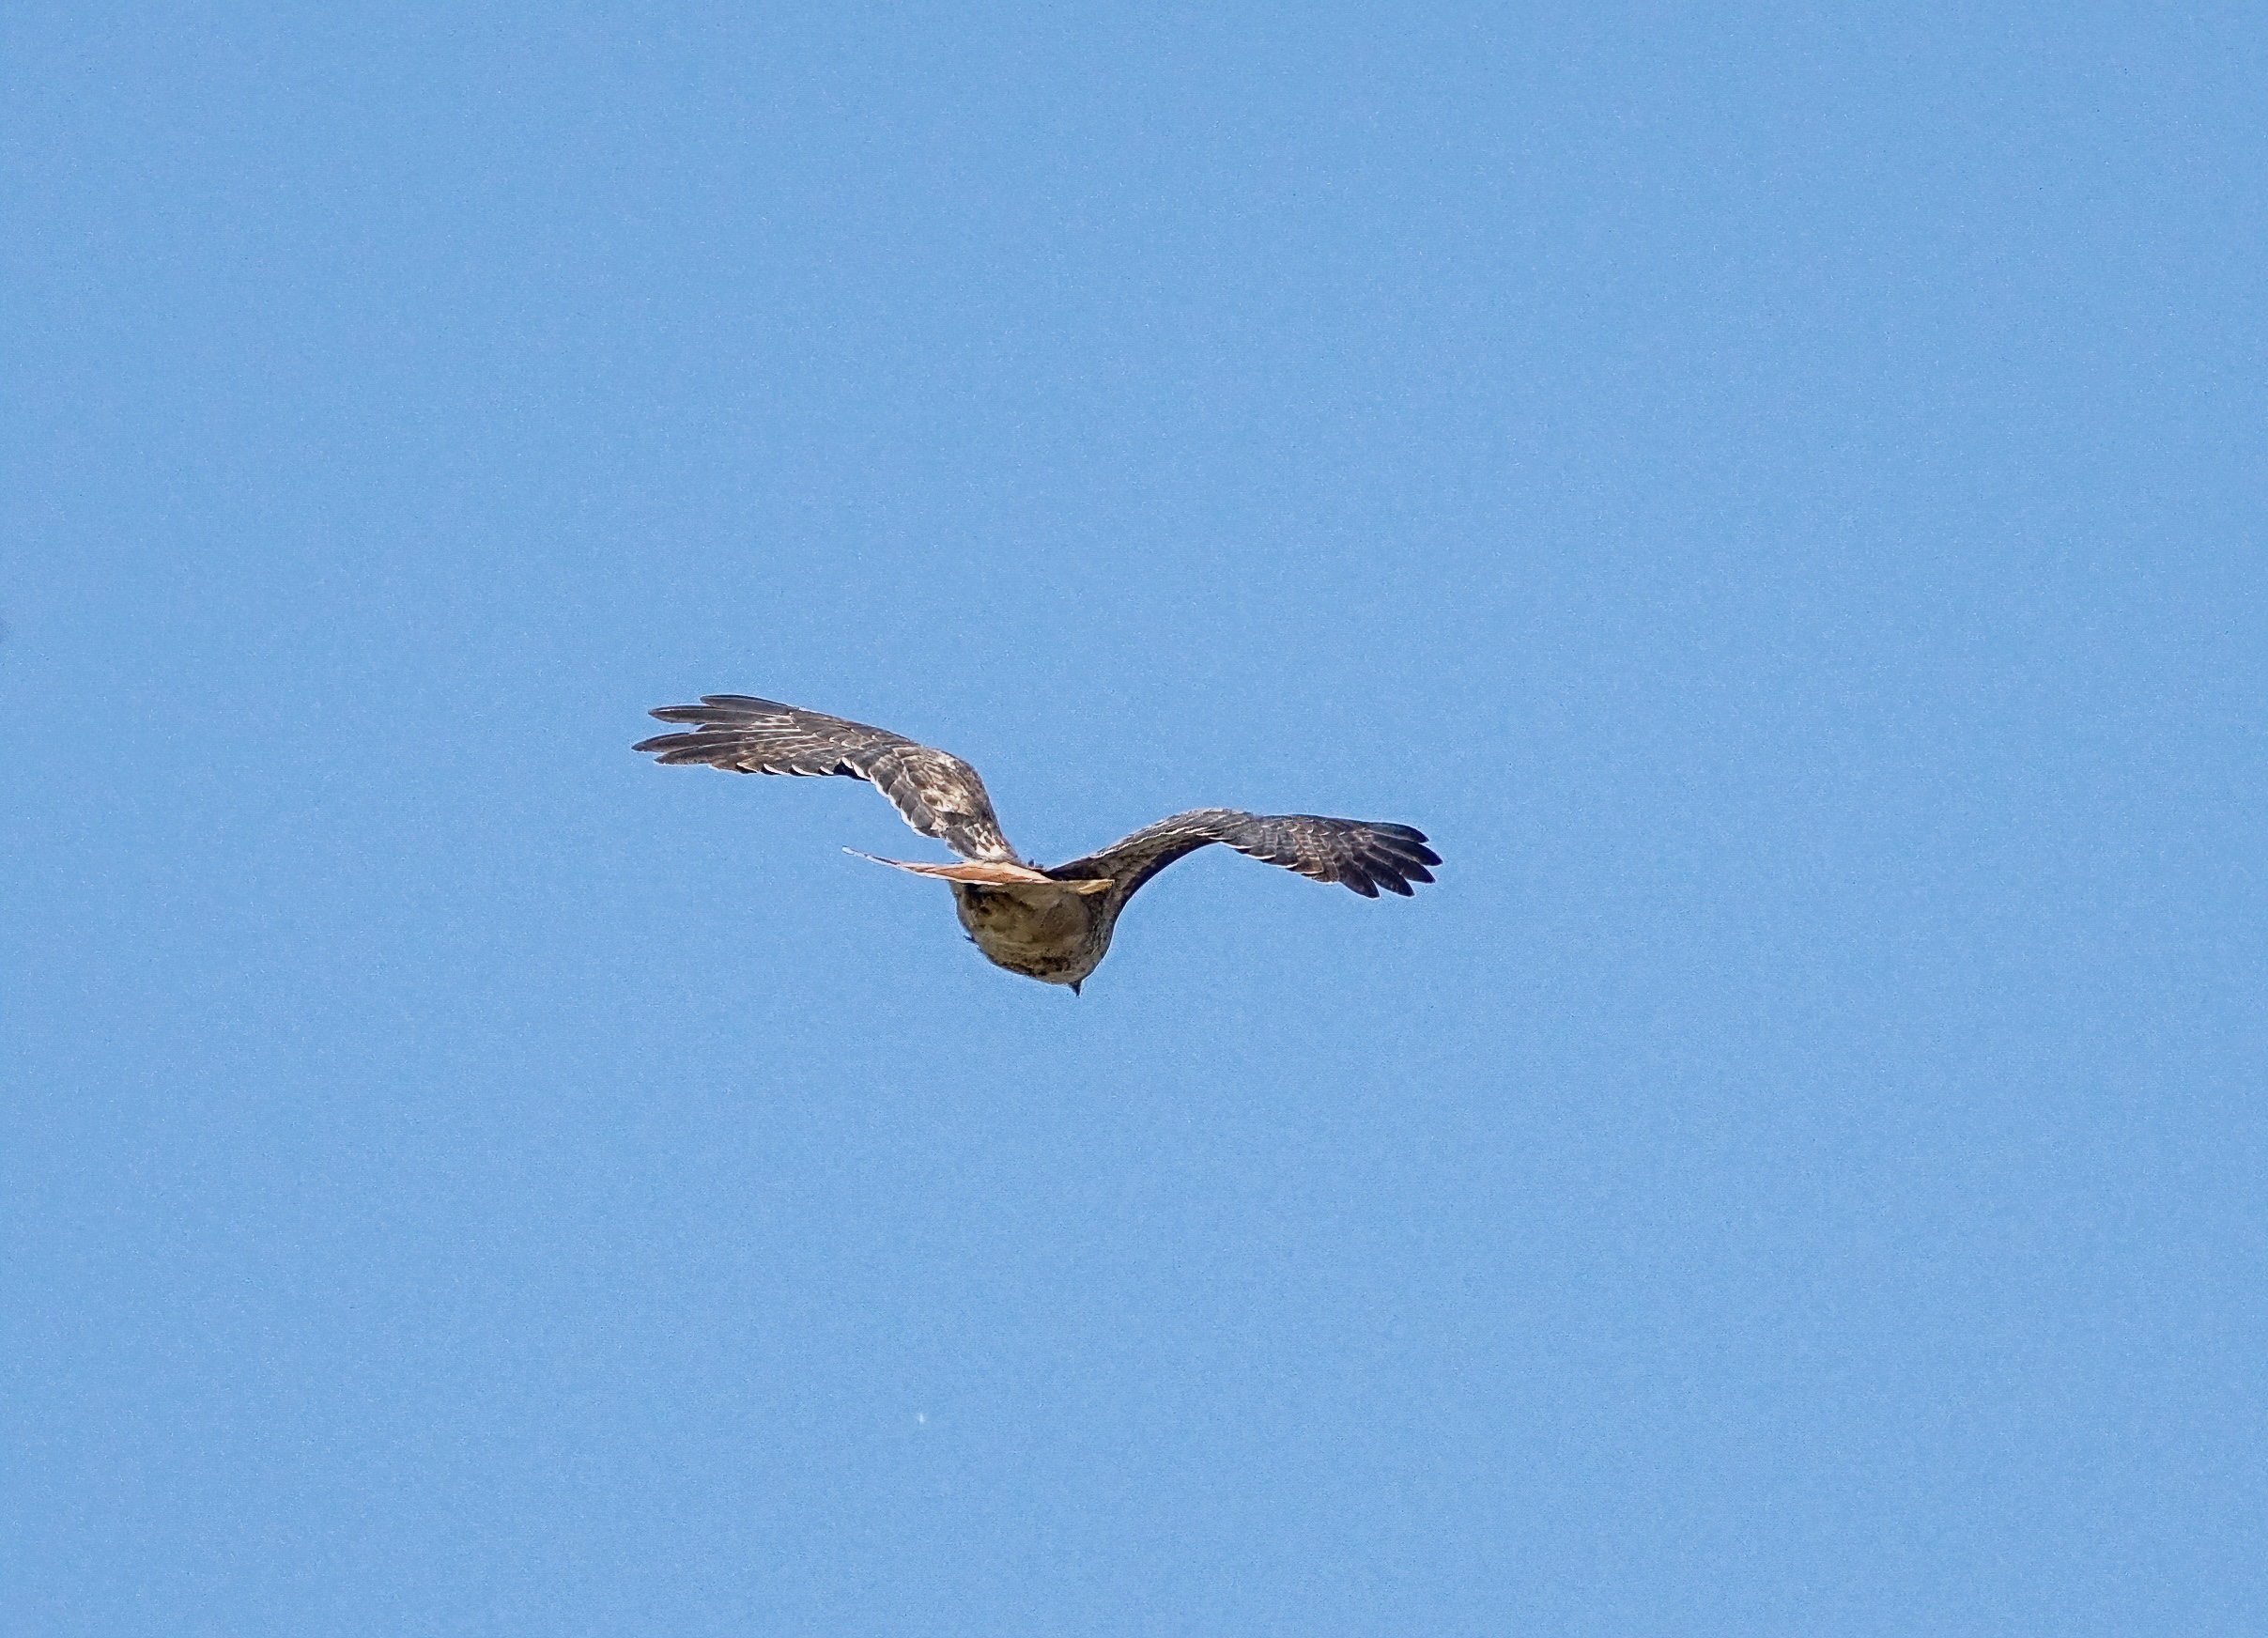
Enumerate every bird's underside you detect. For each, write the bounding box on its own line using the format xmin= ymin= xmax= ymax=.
xmin=634 ymin=694 xmax=1440 ymax=990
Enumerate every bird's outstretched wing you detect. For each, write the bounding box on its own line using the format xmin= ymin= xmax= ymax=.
xmin=634 ymin=695 xmax=1019 ymax=863
xmin=1047 ymin=808 xmax=1439 ymax=902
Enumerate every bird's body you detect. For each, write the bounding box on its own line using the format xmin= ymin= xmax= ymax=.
xmin=634 ymin=695 xmax=1439 ymax=990
xmin=951 ymin=876 xmax=1116 ymax=987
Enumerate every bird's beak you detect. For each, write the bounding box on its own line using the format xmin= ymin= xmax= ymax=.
xmin=1070 ymin=981 xmax=1082 ymax=997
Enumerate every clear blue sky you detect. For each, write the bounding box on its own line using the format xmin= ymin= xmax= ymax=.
xmin=5 ymin=4 xmax=2262 ymax=1633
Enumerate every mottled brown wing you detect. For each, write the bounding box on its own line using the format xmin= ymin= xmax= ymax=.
xmin=1047 ymin=808 xmax=1440 ymax=902
xmin=634 ymin=695 xmax=1019 ymax=863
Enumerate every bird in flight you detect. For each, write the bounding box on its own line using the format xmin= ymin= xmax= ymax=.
xmin=634 ymin=695 xmax=1441 ymax=993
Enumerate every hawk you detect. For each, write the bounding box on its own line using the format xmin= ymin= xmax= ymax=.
xmin=635 ymin=694 xmax=1441 ymax=992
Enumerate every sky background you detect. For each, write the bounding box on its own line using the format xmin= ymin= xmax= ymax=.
xmin=4 ymin=3 xmax=2263 ymax=1633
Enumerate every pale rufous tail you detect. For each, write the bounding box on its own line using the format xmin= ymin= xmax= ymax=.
xmin=843 ymin=851 xmax=1112 ymax=893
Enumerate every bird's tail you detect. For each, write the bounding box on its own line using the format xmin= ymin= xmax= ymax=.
xmin=843 ymin=851 xmax=1111 ymax=892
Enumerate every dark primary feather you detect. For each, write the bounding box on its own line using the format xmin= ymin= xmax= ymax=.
xmin=633 ymin=695 xmax=1019 ymax=863
xmin=1048 ymin=808 xmax=1441 ymax=902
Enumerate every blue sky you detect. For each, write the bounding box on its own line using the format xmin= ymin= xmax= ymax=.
xmin=5 ymin=3 xmax=2262 ymax=1633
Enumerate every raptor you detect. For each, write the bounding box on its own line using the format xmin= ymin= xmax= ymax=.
xmin=635 ymin=695 xmax=1440 ymax=992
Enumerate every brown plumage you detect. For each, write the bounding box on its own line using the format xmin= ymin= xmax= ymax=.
xmin=635 ymin=695 xmax=1440 ymax=990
